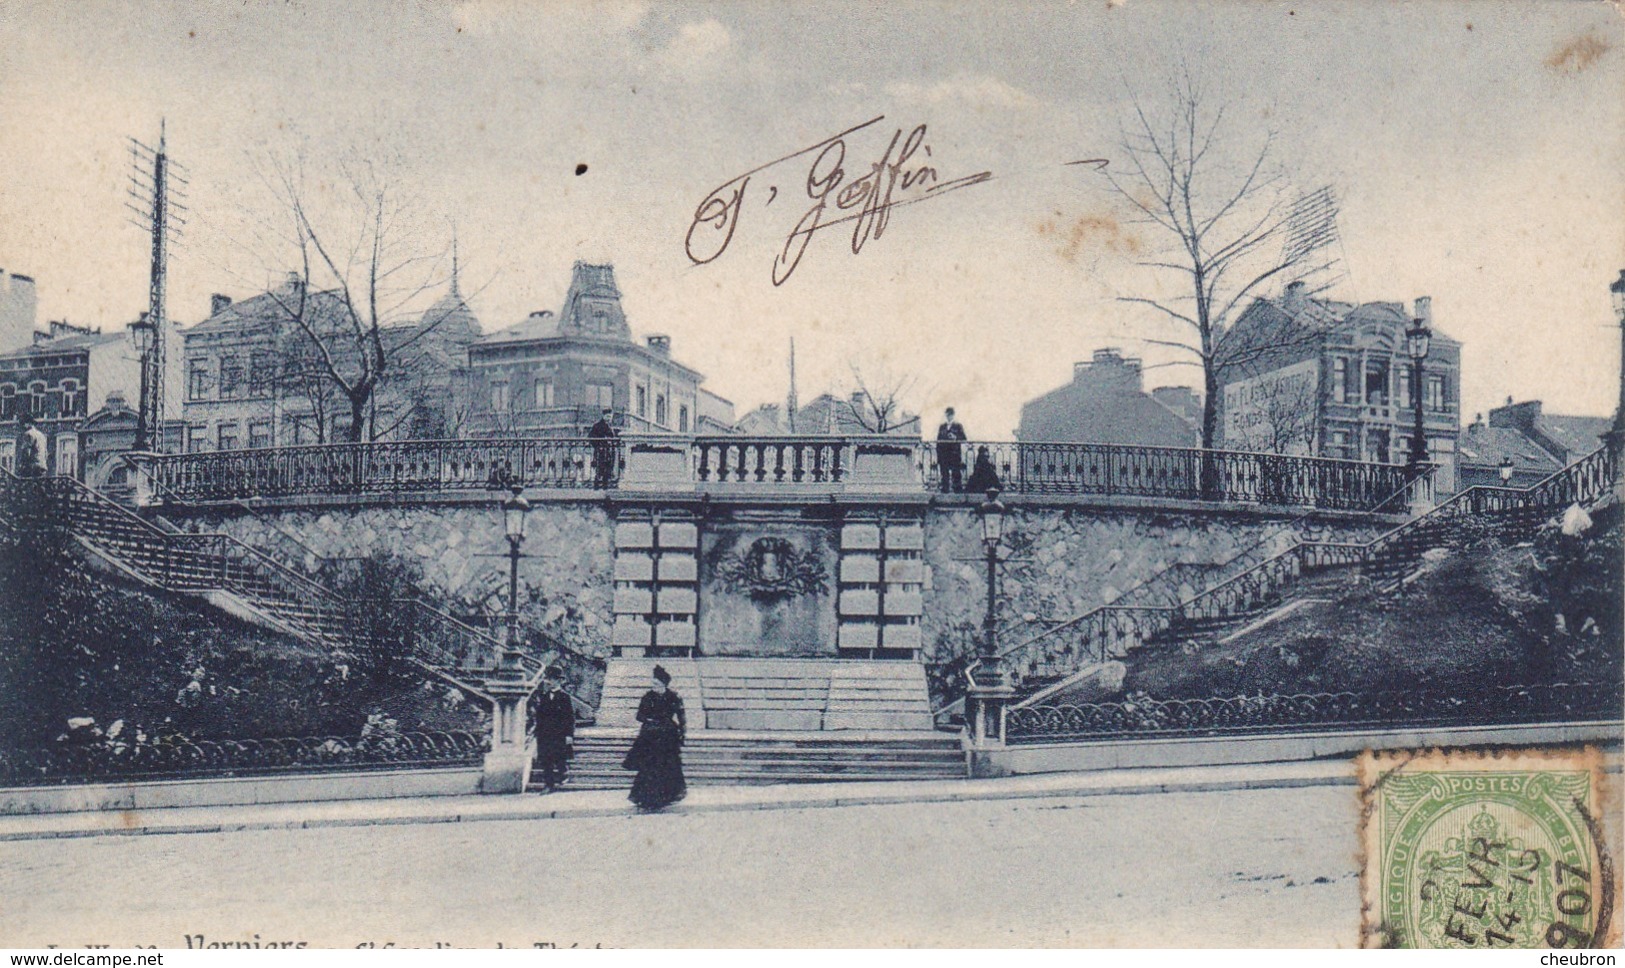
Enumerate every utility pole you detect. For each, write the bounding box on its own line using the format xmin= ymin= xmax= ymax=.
xmin=126 ymin=121 xmax=187 ymax=452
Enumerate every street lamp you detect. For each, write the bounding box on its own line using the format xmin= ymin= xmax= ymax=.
xmin=1500 ymin=456 xmax=1514 ymax=486
xmin=965 ymin=488 xmax=1015 ymax=774
xmin=501 ymin=484 xmax=531 ymax=674
xmin=977 ymin=488 xmax=1006 ymax=662
xmin=128 ymin=315 xmax=155 ymax=451
xmin=1406 ymin=316 xmax=1432 ymax=472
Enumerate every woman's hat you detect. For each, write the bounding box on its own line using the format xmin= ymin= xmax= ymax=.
xmin=652 ymin=665 xmax=672 ymax=684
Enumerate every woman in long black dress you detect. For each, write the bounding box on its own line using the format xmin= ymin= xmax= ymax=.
xmin=622 ymin=665 xmax=687 ymax=810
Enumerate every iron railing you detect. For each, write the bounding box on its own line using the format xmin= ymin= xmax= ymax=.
xmin=931 ymin=446 xmax=1613 ymax=713
xmin=1006 ymin=682 xmax=1620 ymax=743
xmin=0 ymin=729 xmax=490 ymax=787
xmin=3 ymin=470 xmax=604 ymax=715
xmin=146 ymin=437 xmax=622 ymax=502
xmin=138 ymin=435 xmax=1420 ymax=512
xmin=919 ymin=440 xmax=1416 ymax=510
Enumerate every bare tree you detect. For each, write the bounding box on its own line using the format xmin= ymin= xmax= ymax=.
xmin=246 ymin=149 xmax=466 ymax=443
xmin=845 ymin=361 xmax=921 ymax=434
xmin=1092 ymin=67 xmax=1339 ymax=452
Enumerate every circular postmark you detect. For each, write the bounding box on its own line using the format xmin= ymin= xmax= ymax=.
xmin=1363 ymin=749 xmax=1613 ymax=949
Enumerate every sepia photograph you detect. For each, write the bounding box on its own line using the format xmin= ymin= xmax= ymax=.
xmin=0 ymin=0 xmax=1620 ymax=950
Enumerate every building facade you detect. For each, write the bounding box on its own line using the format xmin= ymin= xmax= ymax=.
xmin=0 ymin=320 xmax=143 ymax=476
xmin=1017 ymin=348 xmax=1199 ymax=447
xmin=1216 ymin=281 xmax=1462 ymax=489
xmin=0 ymin=270 xmax=39 ymax=355
xmin=463 ymin=262 xmax=721 ymax=436
xmin=180 ymin=274 xmax=478 ymax=451
xmin=1457 ymin=398 xmax=1610 ymax=489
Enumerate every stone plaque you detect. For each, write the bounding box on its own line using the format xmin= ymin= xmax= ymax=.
xmin=699 ymin=520 xmax=837 ymax=656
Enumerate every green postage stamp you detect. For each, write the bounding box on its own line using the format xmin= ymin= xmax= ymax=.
xmin=1361 ymin=747 xmax=1616 ymax=949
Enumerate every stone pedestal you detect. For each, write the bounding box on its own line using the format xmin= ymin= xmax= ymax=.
xmin=963 ymin=662 xmax=1015 ymax=779
xmin=619 ymin=441 xmax=693 ymax=489
xmin=480 ymin=677 xmax=534 ymax=794
xmin=845 ymin=444 xmax=922 ymax=494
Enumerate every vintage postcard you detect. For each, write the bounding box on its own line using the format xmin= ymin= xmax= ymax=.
xmin=0 ymin=0 xmax=1621 ymax=951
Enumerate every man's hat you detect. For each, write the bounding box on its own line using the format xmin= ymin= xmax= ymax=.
xmin=544 ymin=664 xmax=564 ymax=680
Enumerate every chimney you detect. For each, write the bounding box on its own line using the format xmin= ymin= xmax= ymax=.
xmin=210 ymin=293 xmax=233 ymax=316
xmin=1282 ymin=280 xmax=1308 ymax=312
xmin=1413 ymin=296 xmax=1432 ymax=324
xmin=646 ymin=334 xmax=671 ymax=356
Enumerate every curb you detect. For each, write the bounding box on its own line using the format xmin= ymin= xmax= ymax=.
xmin=0 ymin=763 xmax=1353 ymax=843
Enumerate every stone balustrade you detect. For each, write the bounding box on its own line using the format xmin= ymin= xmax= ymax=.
xmin=136 ymin=435 xmax=1425 ymax=513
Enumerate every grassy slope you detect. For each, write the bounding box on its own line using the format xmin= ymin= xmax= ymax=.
xmin=0 ymin=529 xmax=484 ymax=750
xmin=1119 ymin=518 xmax=1621 ymax=701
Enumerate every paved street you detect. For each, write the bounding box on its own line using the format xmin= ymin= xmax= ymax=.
xmin=0 ymin=784 xmax=1360 ymax=947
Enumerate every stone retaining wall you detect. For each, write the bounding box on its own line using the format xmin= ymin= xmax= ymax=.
xmin=168 ymin=499 xmax=1384 ymax=666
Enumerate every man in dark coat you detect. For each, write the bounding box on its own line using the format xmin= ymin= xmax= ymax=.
xmin=532 ymin=666 xmax=575 ymax=791
xmin=935 ymin=407 xmax=967 ymax=493
xmin=588 ymin=408 xmax=619 ymax=489
xmin=16 ymin=413 xmax=47 ymax=479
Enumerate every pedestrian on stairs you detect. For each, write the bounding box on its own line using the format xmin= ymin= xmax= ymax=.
xmin=622 ymin=664 xmax=687 ymax=811
xmin=16 ymin=413 xmax=48 ymax=479
xmin=532 ymin=665 xmax=575 ymax=791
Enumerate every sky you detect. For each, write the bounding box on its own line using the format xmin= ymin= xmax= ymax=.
xmin=0 ymin=0 xmax=1621 ymax=437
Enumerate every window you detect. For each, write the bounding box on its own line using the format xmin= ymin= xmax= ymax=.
xmin=217 ymin=423 xmax=239 ymax=452
xmin=1397 ymin=365 xmax=1413 ymax=409
xmin=585 ymin=383 xmax=614 ymax=409
xmin=0 ymin=385 xmax=13 ymax=420
xmin=249 ymin=421 xmax=273 ymax=449
xmin=655 ymin=394 xmax=667 ymax=427
xmin=1364 ymin=361 xmax=1389 ymax=406
xmin=59 ymin=379 xmax=79 ymax=417
xmin=636 ymin=385 xmax=647 ymax=417
xmin=1368 ymin=430 xmax=1391 ymax=464
xmin=249 ymin=352 xmax=276 ymax=397
xmin=188 ymin=360 xmax=210 ymax=401
xmin=679 ymin=405 xmax=689 ymax=433
xmin=54 ymin=435 xmax=77 ymax=476
xmin=1328 ymin=430 xmax=1351 ymax=460
xmin=285 ymin=415 xmax=313 ymax=446
xmin=186 ymin=425 xmax=208 ymax=453
xmin=219 ymin=356 xmax=243 ymax=399
xmin=0 ymin=440 xmax=11 ymax=472
xmin=490 ymin=382 xmax=509 ymax=412
xmin=1331 ymin=358 xmax=1350 ymax=403
xmin=1425 ymin=375 xmax=1446 ymax=411
xmin=535 ymin=381 xmax=555 ymax=408
xmin=25 ymin=382 xmax=45 ymax=420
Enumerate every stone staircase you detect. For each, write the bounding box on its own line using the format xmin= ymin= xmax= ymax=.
xmin=598 ymin=657 xmax=935 ymax=731
xmin=0 ymin=470 xmax=513 ymax=697
xmin=977 ymin=445 xmax=1618 ymax=711
xmin=577 ymin=656 xmax=952 ymax=786
xmin=548 ymin=729 xmax=966 ymax=789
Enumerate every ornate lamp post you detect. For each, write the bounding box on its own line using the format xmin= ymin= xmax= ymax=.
xmin=128 ymin=315 xmax=156 ymax=451
xmin=1499 ymin=456 xmax=1515 ymax=487
xmin=965 ymin=488 xmax=1015 ymax=777
xmin=482 ymin=483 xmax=534 ymax=794
xmin=502 ymin=484 xmax=532 ymax=669
xmin=1405 ymin=316 xmax=1432 ymax=472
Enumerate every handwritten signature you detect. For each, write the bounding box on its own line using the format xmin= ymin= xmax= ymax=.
xmin=685 ymin=116 xmax=994 ymax=286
